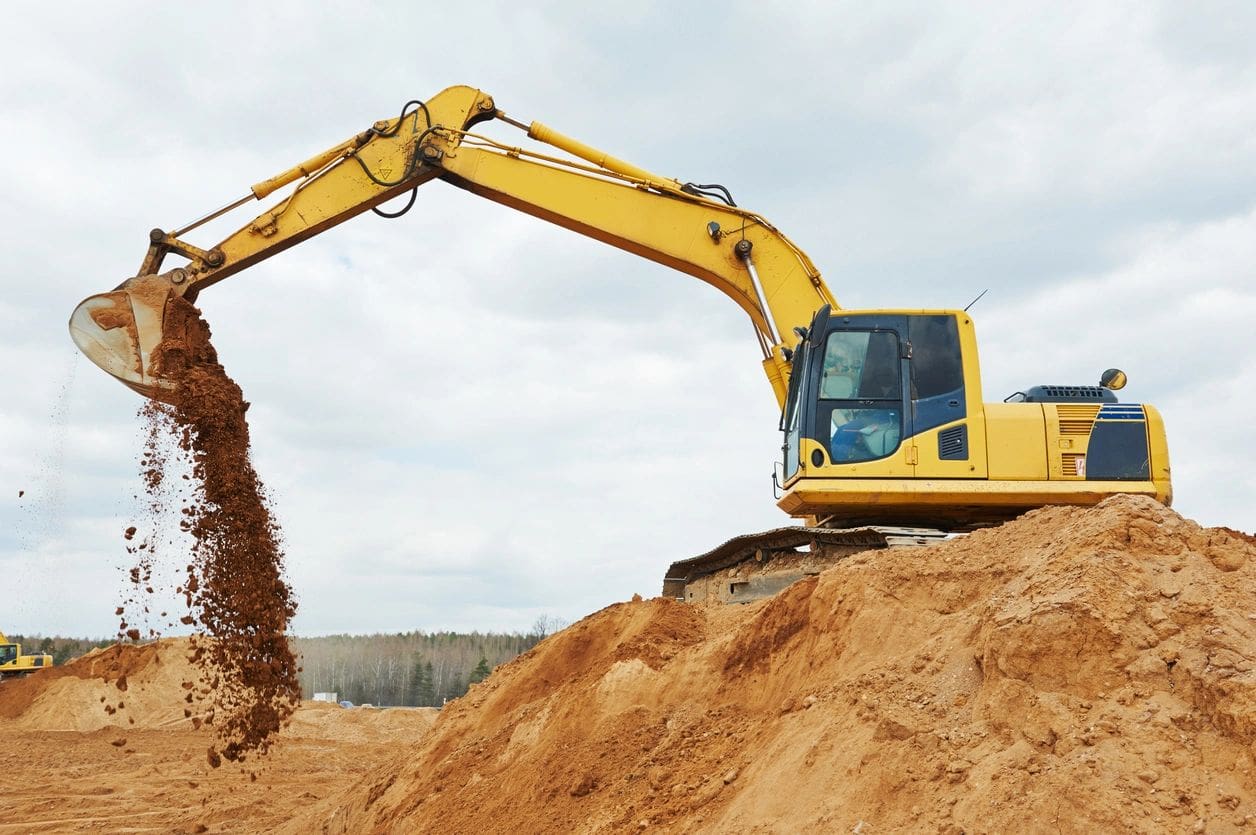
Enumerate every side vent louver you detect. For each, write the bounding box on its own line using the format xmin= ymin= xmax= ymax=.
xmin=938 ymin=424 xmax=968 ymax=460
xmin=1057 ymin=404 xmax=1100 ymax=436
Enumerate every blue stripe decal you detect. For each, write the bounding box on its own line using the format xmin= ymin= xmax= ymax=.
xmin=1097 ymin=404 xmax=1146 ymax=421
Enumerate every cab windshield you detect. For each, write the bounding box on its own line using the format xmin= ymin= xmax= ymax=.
xmin=819 ymin=330 xmax=902 ymax=463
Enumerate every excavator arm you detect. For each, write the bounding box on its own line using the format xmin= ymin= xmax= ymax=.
xmin=69 ymin=85 xmax=836 ymax=408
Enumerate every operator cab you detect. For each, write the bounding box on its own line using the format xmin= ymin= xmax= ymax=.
xmin=778 ymin=308 xmax=1169 ymax=528
xmin=782 ymin=307 xmax=968 ymax=481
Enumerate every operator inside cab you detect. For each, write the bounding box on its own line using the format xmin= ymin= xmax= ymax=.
xmin=821 ymin=331 xmax=902 ymax=463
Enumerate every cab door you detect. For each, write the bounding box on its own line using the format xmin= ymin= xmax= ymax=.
xmin=812 ymin=315 xmax=915 ymax=477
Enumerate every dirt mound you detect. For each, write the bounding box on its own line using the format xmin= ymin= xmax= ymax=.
xmin=282 ymin=702 xmax=440 ymax=744
xmin=0 ymin=639 xmax=197 ymax=731
xmin=289 ymin=496 xmax=1256 ymax=833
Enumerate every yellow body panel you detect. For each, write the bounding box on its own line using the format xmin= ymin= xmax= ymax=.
xmin=779 ymin=477 xmax=1169 ymax=519
xmin=912 ymin=417 xmax=988 ymax=478
xmin=985 ymin=403 xmax=1049 ymax=480
xmin=1145 ymin=405 xmax=1173 ymax=504
xmin=1046 ymin=403 xmax=1099 ymax=479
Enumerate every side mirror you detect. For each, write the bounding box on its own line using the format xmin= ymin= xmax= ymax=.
xmin=1100 ymin=368 xmax=1127 ymax=390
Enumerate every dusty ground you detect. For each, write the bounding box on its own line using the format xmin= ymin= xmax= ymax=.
xmin=0 ymin=719 xmax=426 ymax=834
xmin=4 ymin=496 xmax=1255 ymax=833
xmin=0 ymin=643 xmax=435 ymax=834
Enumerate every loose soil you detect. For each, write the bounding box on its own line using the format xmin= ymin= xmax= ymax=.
xmin=119 ymin=295 xmax=299 ymax=766
xmin=7 ymin=496 xmax=1254 ymax=833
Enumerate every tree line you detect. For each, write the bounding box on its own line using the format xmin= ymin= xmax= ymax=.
xmin=14 ymin=615 xmax=566 ymax=708
xmin=291 ymin=623 xmax=558 ymax=707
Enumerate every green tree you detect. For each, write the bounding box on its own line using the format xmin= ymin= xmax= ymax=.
xmin=469 ymin=655 xmax=491 ymax=684
xmin=52 ymin=643 xmax=78 ymax=665
xmin=411 ymin=656 xmax=435 ymax=706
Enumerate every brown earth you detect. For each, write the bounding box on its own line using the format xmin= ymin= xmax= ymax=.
xmin=122 ymin=294 xmax=300 ymax=765
xmin=5 ymin=496 xmax=1255 ymax=833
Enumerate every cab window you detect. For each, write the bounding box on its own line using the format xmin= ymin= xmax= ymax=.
xmin=829 ymin=408 xmax=901 ymax=462
xmin=819 ymin=330 xmax=902 ymax=463
xmin=820 ymin=331 xmax=900 ymax=400
xmin=907 ymin=315 xmax=965 ymax=432
xmin=909 ymin=315 xmax=962 ymax=398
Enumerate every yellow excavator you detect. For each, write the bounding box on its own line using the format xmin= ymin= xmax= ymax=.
xmin=68 ymin=85 xmax=1171 ymax=602
xmin=0 ymin=633 xmax=53 ymax=680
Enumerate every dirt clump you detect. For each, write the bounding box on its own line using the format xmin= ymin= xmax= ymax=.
xmin=123 ymin=294 xmax=300 ymax=764
xmin=287 ymin=496 xmax=1256 ymax=834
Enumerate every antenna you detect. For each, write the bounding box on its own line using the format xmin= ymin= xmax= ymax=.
xmin=964 ymin=288 xmax=989 ymax=312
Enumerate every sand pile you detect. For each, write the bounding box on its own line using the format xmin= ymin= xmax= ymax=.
xmin=0 ymin=639 xmax=197 ymax=731
xmin=291 ymin=496 xmax=1256 ymax=834
xmin=282 ymin=702 xmax=440 ymax=744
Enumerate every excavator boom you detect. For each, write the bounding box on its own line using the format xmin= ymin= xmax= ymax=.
xmin=69 ymin=85 xmax=833 ymax=407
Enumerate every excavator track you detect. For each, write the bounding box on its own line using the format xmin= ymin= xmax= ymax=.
xmin=663 ymin=525 xmax=957 ymax=604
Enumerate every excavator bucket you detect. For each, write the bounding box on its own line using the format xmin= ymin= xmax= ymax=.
xmin=68 ymin=272 xmax=183 ymax=403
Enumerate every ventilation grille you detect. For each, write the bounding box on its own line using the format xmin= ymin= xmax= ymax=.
xmin=1061 ymin=453 xmax=1086 ymax=477
xmin=1057 ymin=404 xmax=1100 ymax=436
xmin=938 ymin=424 xmax=968 ymax=461
xmin=1040 ymin=385 xmax=1108 ymax=399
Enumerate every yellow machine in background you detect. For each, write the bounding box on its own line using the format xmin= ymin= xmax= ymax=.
xmin=67 ymin=85 xmax=1171 ymax=601
xmin=0 ymin=633 xmax=53 ymax=680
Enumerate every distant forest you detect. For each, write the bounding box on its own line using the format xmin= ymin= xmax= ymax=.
xmin=292 ymin=625 xmax=553 ymax=707
xmin=12 ymin=616 xmax=565 ymax=708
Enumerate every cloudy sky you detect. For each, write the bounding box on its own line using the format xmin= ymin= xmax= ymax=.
xmin=3 ymin=3 xmax=1253 ymax=638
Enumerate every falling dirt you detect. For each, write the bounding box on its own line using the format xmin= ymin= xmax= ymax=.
xmin=118 ymin=294 xmax=300 ymax=766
